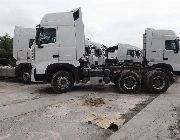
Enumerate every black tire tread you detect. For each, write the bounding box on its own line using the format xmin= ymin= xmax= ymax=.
xmin=20 ymin=68 xmax=31 ymax=84
xmin=118 ymin=70 xmax=141 ymax=94
xmin=51 ymin=70 xmax=74 ymax=94
xmin=146 ymin=70 xmax=170 ymax=94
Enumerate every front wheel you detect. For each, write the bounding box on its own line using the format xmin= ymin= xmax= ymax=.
xmin=145 ymin=70 xmax=170 ymax=94
xmin=51 ymin=71 xmax=74 ymax=94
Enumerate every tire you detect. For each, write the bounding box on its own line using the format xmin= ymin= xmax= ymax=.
xmin=146 ymin=70 xmax=170 ymax=94
xmin=114 ymin=78 xmax=118 ymax=87
xmin=142 ymin=71 xmax=151 ymax=89
xmin=118 ymin=70 xmax=141 ymax=93
xmin=155 ymin=68 xmax=174 ymax=84
xmin=21 ymin=68 xmax=31 ymax=84
xmin=51 ymin=71 xmax=74 ymax=93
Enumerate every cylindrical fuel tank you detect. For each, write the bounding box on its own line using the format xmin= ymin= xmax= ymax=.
xmin=0 ymin=66 xmax=16 ymax=77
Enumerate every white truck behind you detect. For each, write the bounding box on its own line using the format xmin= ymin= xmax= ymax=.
xmin=0 ymin=26 xmax=35 ymax=83
xmin=107 ymin=44 xmax=142 ymax=64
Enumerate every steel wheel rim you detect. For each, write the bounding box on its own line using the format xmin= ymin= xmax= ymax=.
xmin=23 ymin=72 xmax=30 ymax=82
xmin=57 ymin=77 xmax=69 ymax=89
xmin=152 ymin=76 xmax=165 ymax=90
xmin=123 ymin=76 xmax=137 ymax=90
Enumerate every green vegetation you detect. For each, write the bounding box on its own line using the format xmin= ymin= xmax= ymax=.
xmin=0 ymin=34 xmax=13 ymax=59
xmin=0 ymin=34 xmax=16 ymax=66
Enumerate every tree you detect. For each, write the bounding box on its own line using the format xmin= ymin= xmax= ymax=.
xmin=0 ymin=34 xmax=13 ymax=59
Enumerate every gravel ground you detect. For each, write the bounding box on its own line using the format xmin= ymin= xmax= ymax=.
xmin=0 ymin=78 xmax=157 ymax=140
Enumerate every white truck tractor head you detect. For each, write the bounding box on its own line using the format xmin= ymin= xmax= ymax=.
xmin=144 ymin=28 xmax=180 ymax=72
xmin=117 ymin=44 xmax=142 ymax=63
xmin=31 ymin=8 xmax=85 ymax=81
xmin=84 ymin=39 xmax=98 ymax=67
xmin=84 ymin=39 xmax=106 ymax=67
xmin=0 ymin=26 xmax=35 ymax=82
xmin=13 ymin=26 xmax=35 ymax=65
xmin=108 ymin=47 xmax=118 ymax=60
xmin=107 ymin=44 xmax=142 ymax=64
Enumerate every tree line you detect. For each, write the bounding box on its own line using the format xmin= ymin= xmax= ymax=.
xmin=0 ymin=34 xmax=13 ymax=59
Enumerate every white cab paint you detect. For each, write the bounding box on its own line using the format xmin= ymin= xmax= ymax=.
xmin=145 ymin=28 xmax=180 ymax=71
xmin=13 ymin=26 xmax=35 ymax=65
xmin=33 ymin=8 xmax=85 ymax=75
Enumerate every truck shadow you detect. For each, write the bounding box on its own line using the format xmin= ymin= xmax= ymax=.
xmin=1 ymin=78 xmax=159 ymax=96
xmin=0 ymin=78 xmax=43 ymax=84
xmin=0 ymin=78 xmax=18 ymax=83
xmin=36 ymin=85 xmax=118 ymax=95
xmin=37 ymin=84 xmax=158 ymax=96
xmin=73 ymin=84 xmax=119 ymax=92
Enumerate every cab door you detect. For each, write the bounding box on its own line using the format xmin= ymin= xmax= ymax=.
xmin=35 ymin=27 xmax=59 ymax=74
xmin=57 ymin=26 xmax=76 ymax=61
xmin=164 ymin=40 xmax=180 ymax=71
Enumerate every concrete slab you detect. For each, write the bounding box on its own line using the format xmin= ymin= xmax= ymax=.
xmin=108 ymin=78 xmax=180 ymax=140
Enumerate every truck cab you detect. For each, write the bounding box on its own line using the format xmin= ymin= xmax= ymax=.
xmin=144 ymin=28 xmax=180 ymax=73
xmin=116 ymin=44 xmax=142 ymax=63
xmin=85 ymin=39 xmax=106 ymax=67
xmin=31 ymin=8 xmax=85 ymax=82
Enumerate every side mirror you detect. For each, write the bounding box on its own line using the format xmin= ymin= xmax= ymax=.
xmin=85 ymin=47 xmax=91 ymax=55
xmin=96 ymin=49 xmax=102 ymax=56
xmin=174 ymin=49 xmax=179 ymax=53
xmin=29 ymin=39 xmax=35 ymax=49
xmin=35 ymin=38 xmax=43 ymax=48
xmin=35 ymin=28 xmax=44 ymax=48
xmin=35 ymin=28 xmax=40 ymax=45
xmin=130 ymin=50 xmax=135 ymax=57
xmin=135 ymin=50 xmax=141 ymax=58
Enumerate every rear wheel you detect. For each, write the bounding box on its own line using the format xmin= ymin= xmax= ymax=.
xmin=118 ymin=70 xmax=141 ymax=93
xmin=21 ymin=68 xmax=31 ymax=84
xmin=156 ymin=69 xmax=174 ymax=84
xmin=146 ymin=70 xmax=170 ymax=94
xmin=51 ymin=71 xmax=74 ymax=93
xmin=114 ymin=79 xmax=118 ymax=87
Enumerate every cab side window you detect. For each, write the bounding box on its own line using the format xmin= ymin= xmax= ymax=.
xmin=165 ymin=40 xmax=177 ymax=50
xmin=127 ymin=50 xmax=134 ymax=57
xmin=127 ymin=50 xmax=131 ymax=55
xmin=40 ymin=28 xmax=56 ymax=44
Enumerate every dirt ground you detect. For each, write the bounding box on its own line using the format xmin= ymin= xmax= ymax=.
xmin=0 ymin=78 xmax=157 ymax=140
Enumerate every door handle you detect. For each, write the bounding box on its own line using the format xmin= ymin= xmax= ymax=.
xmin=53 ymin=55 xmax=59 ymax=58
xmin=163 ymin=58 xmax=168 ymax=60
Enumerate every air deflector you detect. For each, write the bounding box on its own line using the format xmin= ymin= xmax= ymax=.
xmin=73 ymin=9 xmax=79 ymax=21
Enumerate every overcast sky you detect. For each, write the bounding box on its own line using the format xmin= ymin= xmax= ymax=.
xmin=0 ymin=0 xmax=180 ymax=48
